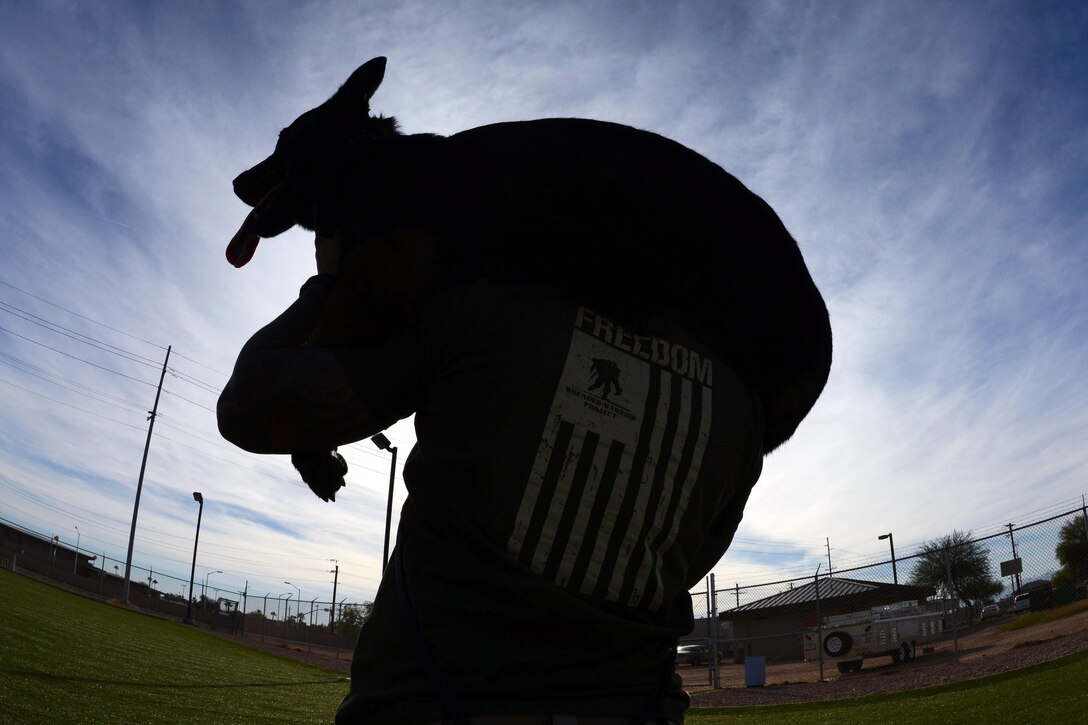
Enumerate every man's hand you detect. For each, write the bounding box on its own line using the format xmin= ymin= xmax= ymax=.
xmin=315 ymin=233 xmax=342 ymax=276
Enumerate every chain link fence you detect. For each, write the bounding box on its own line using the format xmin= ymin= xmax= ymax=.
xmin=681 ymin=505 xmax=1088 ymax=687
xmin=5 ymin=504 xmax=1088 ymax=681
xmin=0 ymin=524 xmax=369 ymax=660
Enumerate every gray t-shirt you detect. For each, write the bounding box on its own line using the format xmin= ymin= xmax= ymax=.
xmin=220 ymin=276 xmax=764 ymax=723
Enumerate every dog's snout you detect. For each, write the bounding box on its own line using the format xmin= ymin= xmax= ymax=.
xmin=233 ymin=156 xmax=282 ymax=206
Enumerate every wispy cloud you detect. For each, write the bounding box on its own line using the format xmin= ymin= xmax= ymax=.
xmin=0 ymin=1 xmax=1085 ymax=602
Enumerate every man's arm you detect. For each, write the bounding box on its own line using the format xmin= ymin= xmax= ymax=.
xmin=217 ymin=236 xmax=416 ymax=454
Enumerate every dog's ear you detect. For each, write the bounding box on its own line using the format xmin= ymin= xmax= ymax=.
xmin=336 ymin=57 xmax=386 ymax=106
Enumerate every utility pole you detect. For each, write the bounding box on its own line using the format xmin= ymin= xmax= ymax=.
xmin=826 ymin=537 xmax=833 ymax=576
xmin=329 ymin=561 xmax=340 ymax=630
xmin=122 ymin=345 xmax=171 ymax=603
xmin=1006 ymin=523 xmax=1022 ymax=594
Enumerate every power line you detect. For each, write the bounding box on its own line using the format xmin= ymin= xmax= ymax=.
xmin=169 ymin=349 xmax=229 ymax=380
xmin=0 ymin=277 xmax=166 ymax=351
xmin=1 ymin=284 xmax=228 ymax=400
xmin=0 ymin=323 xmax=157 ymax=387
xmin=0 ymin=351 xmax=148 ymax=413
xmin=0 ymin=300 xmax=164 ymax=369
xmin=0 ymin=376 xmax=147 ymax=431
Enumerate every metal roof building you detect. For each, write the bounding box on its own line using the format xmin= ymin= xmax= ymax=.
xmin=719 ymin=576 xmax=935 ymax=661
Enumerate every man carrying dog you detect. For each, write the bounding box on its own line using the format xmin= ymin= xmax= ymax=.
xmin=219 ymin=230 xmax=767 ymax=724
xmin=219 ymin=56 xmax=830 ymax=725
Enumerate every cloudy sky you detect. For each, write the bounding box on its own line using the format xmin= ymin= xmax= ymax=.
xmin=1 ymin=1 xmax=1085 ymax=609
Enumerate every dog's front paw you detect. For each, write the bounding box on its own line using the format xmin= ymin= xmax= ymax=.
xmin=291 ymin=450 xmax=348 ymax=502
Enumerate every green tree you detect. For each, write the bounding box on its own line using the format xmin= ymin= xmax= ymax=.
xmin=335 ymin=602 xmax=373 ymax=637
xmin=909 ymin=530 xmax=1003 ymax=624
xmin=194 ymin=594 xmax=220 ymax=613
xmin=1053 ymin=514 xmax=1088 ymax=586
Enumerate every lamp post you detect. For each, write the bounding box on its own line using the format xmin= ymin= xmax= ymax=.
xmin=204 ymin=570 xmax=223 ymax=610
xmin=73 ymin=527 xmax=80 ymax=574
xmin=284 ymin=581 xmax=301 ymax=623
xmin=184 ymin=492 xmax=204 ymax=624
xmin=281 ymin=592 xmax=293 ymax=643
xmin=879 ymin=533 xmax=898 ymax=589
xmin=371 ymin=432 xmax=398 ymax=569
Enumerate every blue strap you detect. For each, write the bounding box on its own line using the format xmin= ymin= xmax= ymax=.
xmin=395 ymin=539 xmax=469 ymax=725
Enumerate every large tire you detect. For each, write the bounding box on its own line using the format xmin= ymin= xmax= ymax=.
xmin=823 ymin=631 xmax=853 ymax=657
xmin=909 ymin=641 xmax=917 ymax=661
xmin=892 ymin=642 xmax=910 ymax=664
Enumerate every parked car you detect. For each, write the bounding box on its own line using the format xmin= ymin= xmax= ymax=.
xmin=1013 ymin=593 xmax=1032 ymax=613
xmin=981 ymin=604 xmax=1001 ymax=620
xmin=677 ymin=644 xmax=722 ymax=665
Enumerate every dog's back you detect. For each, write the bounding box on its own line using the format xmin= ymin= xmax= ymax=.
xmin=326 ymin=118 xmax=831 ymax=451
xmin=229 ymin=58 xmax=831 ymax=453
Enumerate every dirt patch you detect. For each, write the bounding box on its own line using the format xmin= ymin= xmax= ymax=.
xmin=202 ymin=629 xmax=353 ymax=673
xmin=199 ymin=608 xmax=1088 ymax=706
xmin=688 ymin=609 xmax=1088 ymax=707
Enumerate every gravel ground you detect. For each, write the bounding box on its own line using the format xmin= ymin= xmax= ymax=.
xmin=688 ymin=609 xmax=1088 ymax=707
xmin=206 ymin=608 xmax=1088 ymax=708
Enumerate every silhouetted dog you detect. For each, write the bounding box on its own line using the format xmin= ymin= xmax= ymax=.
xmin=228 ymin=57 xmax=831 ymax=497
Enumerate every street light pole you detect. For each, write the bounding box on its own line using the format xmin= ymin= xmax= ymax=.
xmin=184 ymin=492 xmax=204 ymax=625
xmin=285 ymin=581 xmax=301 ymax=624
xmin=879 ymin=533 xmax=898 ymax=588
xmin=371 ymin=433 xmax=398 ymax=569
xmin=205 ymin=570 xmax=223 ymax=610
xmin=281 ymin=593 xmax=293 ymax=643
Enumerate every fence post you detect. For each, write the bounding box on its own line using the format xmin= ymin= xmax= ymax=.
xmin=944 ymin=548 xmax=959 ymax=662
xmin=709 ymin=573 xmax=719 ymax=688
xmin=1081 ymin=496 xmax=1088 ymax=556
xmin=814 ymin=565 xmax=824 ymax=682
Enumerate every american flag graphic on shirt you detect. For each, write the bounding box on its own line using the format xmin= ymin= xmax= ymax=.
xmin=507 ymin=305 xmax=713 ymax=611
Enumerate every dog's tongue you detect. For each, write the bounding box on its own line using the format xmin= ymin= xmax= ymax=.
xmin=226 ymin=207 xmax=262 ymax=268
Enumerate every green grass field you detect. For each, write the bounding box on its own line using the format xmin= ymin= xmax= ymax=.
xmin=0 ymin=568 xmax=348 ymax=722
xmin=687 ymin=650 xmax=1088 ymax=724
xmin=3 ymin=567 xmax=1087 ymax=723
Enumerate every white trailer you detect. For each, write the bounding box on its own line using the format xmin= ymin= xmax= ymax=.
xmin=803 ymin=600 xmax=946 ymax=673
